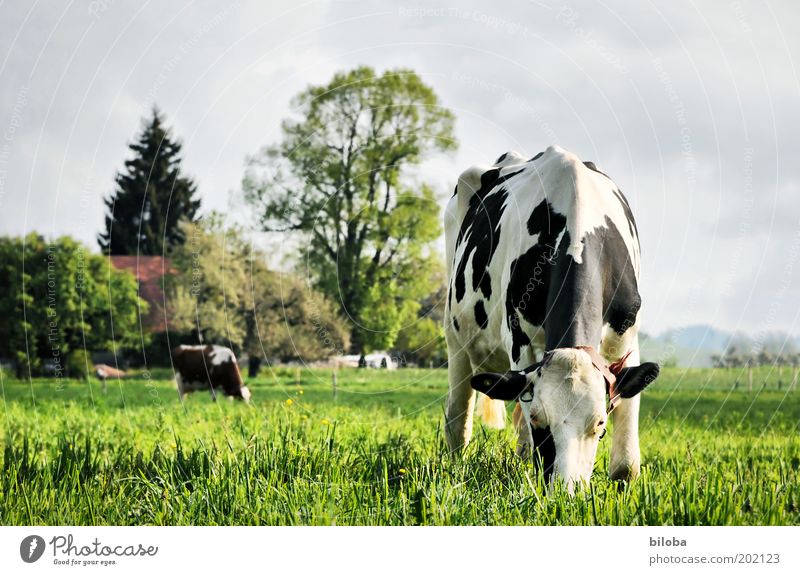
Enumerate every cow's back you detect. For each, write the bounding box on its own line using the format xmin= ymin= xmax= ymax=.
xmin=445 ymin=145 xmax=641 ymax=371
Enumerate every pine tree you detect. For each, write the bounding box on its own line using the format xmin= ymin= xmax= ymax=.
xmin=98 ymin=107 xmax=201 ymax=255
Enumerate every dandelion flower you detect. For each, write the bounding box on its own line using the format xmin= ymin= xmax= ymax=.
xmin=399 ymin=468 xmax=408 ymax=475
xmin=285 ymin=398 xmax=294 ymax=406
xmin=321 ymin=418 xmax=330 ymax=425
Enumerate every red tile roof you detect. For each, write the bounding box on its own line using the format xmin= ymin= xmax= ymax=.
xmin=110 ymin=256 xmax=172 ymax=333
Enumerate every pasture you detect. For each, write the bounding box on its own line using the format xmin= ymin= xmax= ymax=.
xmin=1 ymin=366 xmax=799 ymax=525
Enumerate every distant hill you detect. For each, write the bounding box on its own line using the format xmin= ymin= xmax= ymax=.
xmin=639 ymin=324 xmax=800 ymax=368
xmin=658 ymin=324 xmax=733 ymax=351
xmin=640 ymin=324 xmax=734 ymax=368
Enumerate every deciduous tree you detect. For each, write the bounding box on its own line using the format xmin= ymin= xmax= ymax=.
xmin=243 ymin=67 xmax=456 ymax=351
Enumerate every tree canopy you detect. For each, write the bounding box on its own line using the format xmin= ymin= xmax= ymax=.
xmin=98 ymin=107 xmax=201 ymax=255
xmin=166 ymin=219 xmax=349 ymax=366
xmin=0 ymin=234 xmax=147 ymax=378
xmin=243 ymin=67 xmax=456 ymax=351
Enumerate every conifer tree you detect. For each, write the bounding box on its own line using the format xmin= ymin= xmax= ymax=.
xmin=98 ymin=107 xmax=201 ymax=255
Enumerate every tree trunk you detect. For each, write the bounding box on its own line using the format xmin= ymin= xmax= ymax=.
xmin=248 ymin=356 xmax=261 ymax=378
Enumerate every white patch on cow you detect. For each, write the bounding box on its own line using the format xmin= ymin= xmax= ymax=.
xmin=517 ymin=145 xmax=638 ymax=266
xmin=518 ymin=348 xmax=608 ymax=492
xmin=208 ymin=345 xmax=235 ymax=366
xmin=240 ymin=386 xmax=252 ymax=403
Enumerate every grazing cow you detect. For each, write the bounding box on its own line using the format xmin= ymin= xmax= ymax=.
xmin=172 ymin=345 xmax=251 ymax=402
xmin=94 ymin=364 xmax=126 ymax=393
xmin=444 ymin=145 xmax=660 ymax=491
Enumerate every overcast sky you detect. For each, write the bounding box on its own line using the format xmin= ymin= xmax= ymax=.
xmin=1 ymin=0 xmax=798 ymax=337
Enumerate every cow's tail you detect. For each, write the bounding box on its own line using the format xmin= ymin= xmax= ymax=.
xmin=476 ymin=394 xmax=506 ymax=429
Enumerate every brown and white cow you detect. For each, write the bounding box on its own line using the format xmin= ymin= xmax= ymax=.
xmin=172 ymin=345 xmax=251 ymax=402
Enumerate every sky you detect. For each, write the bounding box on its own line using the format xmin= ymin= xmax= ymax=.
xmin=0 ymin=0 xmax=798 ymax=337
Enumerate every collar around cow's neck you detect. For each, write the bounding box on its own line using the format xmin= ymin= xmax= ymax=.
xmin=575 ymin=346 xmax=632 ymax=401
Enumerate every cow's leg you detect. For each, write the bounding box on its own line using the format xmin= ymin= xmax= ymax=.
xmin=175 ymin=374 xmax=186 ymax=401
xmin=445 ymin=346 xmax=475 ymax=452
xmin=512 ymin=403 xmax=532 ymax=458
xmin=601 ymin=323 xmax=642 ymax=481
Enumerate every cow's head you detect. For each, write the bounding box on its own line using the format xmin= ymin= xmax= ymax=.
xmin=470 ymin=347 xmax=659 ymax=492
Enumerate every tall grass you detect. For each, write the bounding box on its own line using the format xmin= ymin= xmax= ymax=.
xmin=1 ymin=367 xmax=798 ymax=525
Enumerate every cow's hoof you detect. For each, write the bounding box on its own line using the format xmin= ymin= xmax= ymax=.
xmin=609 ymin=463 xmax=640 ymax=482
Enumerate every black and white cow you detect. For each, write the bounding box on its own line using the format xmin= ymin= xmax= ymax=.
xmin=444 ymin=145 xmax=660 ymax=491
xmin=172 ymin=345 xmax=251 ymax=402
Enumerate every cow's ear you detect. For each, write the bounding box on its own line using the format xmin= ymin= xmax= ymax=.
xmin=614 ymin=363 xmax=660 ymax=398
xmin=470 ymin=371 xmax=527 ymax=400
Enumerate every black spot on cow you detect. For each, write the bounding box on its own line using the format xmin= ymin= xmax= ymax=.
xmin=530 ymin=151 xmax=544 ymax=162
xmin=542 ymin=216 xmax=641 ymax=347
xmin=496 ymin=152 xmax=508 ymax=163
xmin=504 ymin=200 xmax=567 ymax=362
xmin=504 ymin=199 xmax=640 ymax=353
xmin=531 ymin=427 xmax=556 ymax=481
xmin=451 ymin=184 xmax=458 ymax=198
xmin=453 ymin=317 xmax=460 ymax=332
xmin=598 ymin=217 xmax=641 ymax=335
xmin=480 ymin=167 xmax=501 ymax=191
xmin=453 ymin=169 xmax=524 ymax=303
xmin=612 ymin=187 xmax=638 ymax=241
xmin=526 ymin=197 xmax=567 ymax=239
xmin=474 ymin=300 xmax=488 ymax=329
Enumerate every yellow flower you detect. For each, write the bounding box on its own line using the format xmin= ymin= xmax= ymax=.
xmin=321 ymin=418 xmax=330 ymax=425
xmin=298 ymin=390 xmax=304 ymax=395
xmin=285 ymin=398 xmax=294 ymax=406
xmin=399 ymin=468 xmax=408 ymax=475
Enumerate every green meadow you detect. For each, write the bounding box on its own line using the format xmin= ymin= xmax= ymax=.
xmin=2 ymin=366 xmax=798 ymax=525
